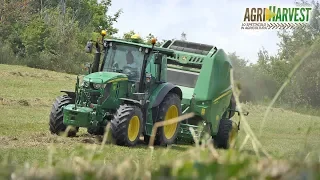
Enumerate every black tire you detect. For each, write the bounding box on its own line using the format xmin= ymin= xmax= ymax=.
xmin=110 ymin=104 xmax=143 ymax=146
xmin=213 ymin=118 xmax=237 ymax=149
xmin=222 ymin=95 xmax=236 ymax=119
xmin=49 ymin=95 xmax=78 ymax=137
xmin=154 ymin=93 xmax=182 ymax=146
xmin=87 ymin=127 xmax=105 ymax=135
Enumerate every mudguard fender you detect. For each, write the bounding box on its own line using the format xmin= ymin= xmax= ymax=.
xmin=149 ymin=83 xmax=182 ymax=108
xmin=61 ymin=90 xmax=76 ymax=100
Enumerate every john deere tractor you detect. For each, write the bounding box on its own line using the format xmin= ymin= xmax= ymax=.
xmin=49 ymin=31 xmax=245 ymax=148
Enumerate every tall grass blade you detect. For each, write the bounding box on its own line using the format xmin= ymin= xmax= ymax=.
xmin=259 ymin=47 xmax=313 ymax=137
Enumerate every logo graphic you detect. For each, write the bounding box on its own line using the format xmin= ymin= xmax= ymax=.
xmin=241 ymin=6 xmax=313 ymax=30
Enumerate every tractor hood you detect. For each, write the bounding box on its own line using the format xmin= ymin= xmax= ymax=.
xmin=83 ymin=72 xmax=128 ymax=83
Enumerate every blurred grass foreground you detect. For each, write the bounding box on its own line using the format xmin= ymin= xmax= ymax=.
xmin=1 ymin=141 xmax=320 ymax=179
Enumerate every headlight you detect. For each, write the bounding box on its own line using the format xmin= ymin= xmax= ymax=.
xmin=92 ymin=83 xmax=106 ymax=89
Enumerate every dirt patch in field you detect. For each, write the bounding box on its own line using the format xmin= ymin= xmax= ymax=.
xmin=0 ymin=68 xmax=75 ymax=82
xmin=0 ymin=136 xmax=18 ymax=146
xmin=0 ymin=97 xmax=52 ymax=107
xmin=9 ymin=71 xmax=50 ymax=78
xmin=0 ymin=131 xmax=152 ymax=150
xmin=0 ymin=132 xmax=108 ymax=149
xmin=3 ymin=70 xmax=74 ymax=80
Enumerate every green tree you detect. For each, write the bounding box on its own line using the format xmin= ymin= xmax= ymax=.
xmin=28 ymin=0 xmax=122 ymax=34
xmin=0 ymin=0 xmax=122 ymax=74
xmin=123 ymin=30 xmax=137 ymax=40
xmin=0 ymin=0 xmax=32 ymax=57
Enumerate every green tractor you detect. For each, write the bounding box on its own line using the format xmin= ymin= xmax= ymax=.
xmin=49 ymin=31 xmax=246 ymax=148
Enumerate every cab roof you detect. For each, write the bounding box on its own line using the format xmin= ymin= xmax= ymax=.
xmin=104 ymin=38 xmax=174 ymax=56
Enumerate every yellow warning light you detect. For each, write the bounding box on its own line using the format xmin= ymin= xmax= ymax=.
xmin=131 ymin=34 xmax=141 ymax=39
xmin=151 ymin=38 xmax=157 ymax=45
xmin=101 ymin=30 xmax=107 ymax=36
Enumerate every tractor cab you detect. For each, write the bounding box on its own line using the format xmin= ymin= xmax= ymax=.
xmin=84 ymin=33 xmax=174 ymax=94
xmin=101 ymin=41 xmax=144 ymax=82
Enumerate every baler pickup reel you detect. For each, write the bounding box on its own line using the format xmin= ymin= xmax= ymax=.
xmin=161 ymin=40 xmax=218 ymax=69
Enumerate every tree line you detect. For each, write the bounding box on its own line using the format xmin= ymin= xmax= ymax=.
xmin=1 ymin=0 xmax=320 ymax=112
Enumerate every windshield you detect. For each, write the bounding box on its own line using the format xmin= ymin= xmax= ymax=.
xmin=102 ymin=43 xmax=144 ymax=81
xmin=167 ymin=68 xmax=199 ymax=88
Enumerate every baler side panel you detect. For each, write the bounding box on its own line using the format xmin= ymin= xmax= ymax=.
xmin=193 ymin=49 xmax=233 ymax=135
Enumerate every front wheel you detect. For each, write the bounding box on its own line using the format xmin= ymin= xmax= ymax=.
xmin=49 ymin=95 xmax=78 ymax=137
xmin=110 ymin=104 xmax=143 ymax=146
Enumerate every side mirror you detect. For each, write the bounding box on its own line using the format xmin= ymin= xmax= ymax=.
xmin=154 ymin=53 xmax=162 ymax=64
xmin=84 ymin=62 xmax=92 ymax=74
xmin=85 ymin=41 xmax=93 ymax=53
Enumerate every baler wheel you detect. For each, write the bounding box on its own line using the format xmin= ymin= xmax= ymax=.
xmin=111 ymin=104 xmax=143 ymax=146
xmin=49 ymin=95 xmax=78 ymax=137
xmin=213 ymin=118 xmax=238 ymax=149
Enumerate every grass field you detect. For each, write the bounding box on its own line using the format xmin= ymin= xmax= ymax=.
xmin=1 ymin=64 xmax=320 ymax=179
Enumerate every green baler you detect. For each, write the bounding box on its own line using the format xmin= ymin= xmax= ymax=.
xmin=49 ymin=32 xmax=244 ymax=149
xmin=159 ymin=40 xmax=241 ymax=147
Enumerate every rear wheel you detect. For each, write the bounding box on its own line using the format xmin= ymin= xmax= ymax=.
xmin=213 ymin=118 xmax=238 ymax=149
xmin=110 ymin=104 xmax=143 ymax=146
xmin=154 ymin=93 xmax=182 ymax=146
xmin=49 ymin=95 xmax=78 ymax=137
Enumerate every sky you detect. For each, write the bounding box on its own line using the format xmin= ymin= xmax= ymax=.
xmin=107 ymin=0 xmax=300 ymax=63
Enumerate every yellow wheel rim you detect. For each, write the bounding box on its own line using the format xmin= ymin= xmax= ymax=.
xmin=163 ymin=105 xmax=179 ymax=139
xmin=128 ymin=115 xmax=140 ymax=142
